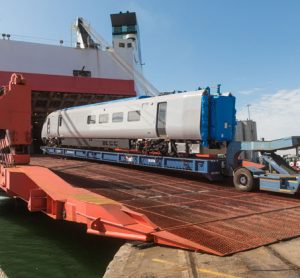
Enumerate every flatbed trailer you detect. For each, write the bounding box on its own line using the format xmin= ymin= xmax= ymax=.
xmin=41 ymin=146 xmax=224 ymax=181
xmin=42 ymin=136 xmax=300 ymax=195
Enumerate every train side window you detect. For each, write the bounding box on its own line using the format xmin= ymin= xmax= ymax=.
xmin=112 ymin=112 xmax=123 ymax=123
xmin=99 ymin=114 xmax=109 ymax=124
xmin=128 ymin=110 xmax=140 ymax=122
xmin=87 ymin=115 xmax=96 ymax=124
xmin=156 ymin=102 xmax=167 ymax=136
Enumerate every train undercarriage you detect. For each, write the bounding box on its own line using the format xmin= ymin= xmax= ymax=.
xmin=44 ymin=137 xmax=227 ymax=157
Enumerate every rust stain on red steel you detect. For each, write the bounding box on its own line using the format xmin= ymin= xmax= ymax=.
xmin=31 ymin=156 xmax=300 ymax=256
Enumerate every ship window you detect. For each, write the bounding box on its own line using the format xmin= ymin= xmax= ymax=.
xmin=112 ymin=112 xmax=123 ymax=122
xmin=99 ymin=114 xmax=109 ymax=124
xmin=119 ymin=42 xmax=125 ymax=48
xmin=156 ymin=102 xmax=167 ymax=137
xmin=128 ymin=111 xmax=140 ymax=122
xmin=127 ymin=25 xmax=136 ymax=32
xmin=114 ymin=27 xmax=122 ymax=34
xmin=127 ymin=43 xmax=132 ymax=48
xmin=87 ymin=115 xmax=96 ymax=124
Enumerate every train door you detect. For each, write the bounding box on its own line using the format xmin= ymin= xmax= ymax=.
xmin=47 ymin=118 xmax=51 ymax=135
xmin=57 ymin=114 xmax=62 ymax=136
xmin=156 ymin=102 xmax=167 ymax=137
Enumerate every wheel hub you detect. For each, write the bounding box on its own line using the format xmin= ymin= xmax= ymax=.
xmin=240 ymin=175 xmax=248 ymax=185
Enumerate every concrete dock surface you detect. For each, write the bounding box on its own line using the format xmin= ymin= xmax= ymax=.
xmin=104 ymin=238 xmax=300 ymax=278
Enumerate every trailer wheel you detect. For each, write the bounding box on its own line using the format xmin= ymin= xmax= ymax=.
xmin=233 ymin=167 xmax=257 ymax=192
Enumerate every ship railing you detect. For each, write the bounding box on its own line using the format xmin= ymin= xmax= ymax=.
xmin=0 ymin=133 xmax=15 ymax=168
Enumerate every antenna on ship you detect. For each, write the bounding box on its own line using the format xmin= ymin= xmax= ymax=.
xmin=74 ymin=14 xmax=160 ymax=97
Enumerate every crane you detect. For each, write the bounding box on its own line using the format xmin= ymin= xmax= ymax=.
xmin=75 ymin=17 xmax=160 ymax=97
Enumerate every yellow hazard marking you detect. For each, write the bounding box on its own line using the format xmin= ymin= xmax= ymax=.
xmin=152 ymin=258 xmax=174 ymax=265
xmin=152 ymin=258 xmax=241 ymax=278
xmin=197 ymin=268 xmax=241 ymax=278
xmin=260 ymin=187 xmax=294 ymax=193
xmin=151 ymin=258 xmax=189 ymax=272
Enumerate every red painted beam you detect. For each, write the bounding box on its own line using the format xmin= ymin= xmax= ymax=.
xmin=0 ymin=70 xmax=136 ymax=96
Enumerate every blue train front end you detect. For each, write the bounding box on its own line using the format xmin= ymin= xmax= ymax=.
xmin=200 ymin=89 xmax=236 ymax=148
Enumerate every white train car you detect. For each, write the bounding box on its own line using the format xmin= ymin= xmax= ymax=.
xmin=42 ymin=89 xmax=236 ymax=156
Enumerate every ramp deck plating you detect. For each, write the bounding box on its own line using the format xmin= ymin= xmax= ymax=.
xmin=30 ymin=156 xmax=300 ymax=256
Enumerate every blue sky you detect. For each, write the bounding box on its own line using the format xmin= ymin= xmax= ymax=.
xmin=1 ymin=0 xmax=300 ymax=139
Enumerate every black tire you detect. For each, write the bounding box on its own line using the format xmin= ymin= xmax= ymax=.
xmin=233 ymin=167 xmax=257 ymax=192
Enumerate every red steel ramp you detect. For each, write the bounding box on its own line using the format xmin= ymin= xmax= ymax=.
xmin=28 ymin=156 xmax=300 ymax=256
xmin=0 ymin=164 xmax=157 ymax=242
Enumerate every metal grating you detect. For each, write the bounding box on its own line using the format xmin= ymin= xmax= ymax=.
xmin=31 ymin=156 xmax=300 ymax=255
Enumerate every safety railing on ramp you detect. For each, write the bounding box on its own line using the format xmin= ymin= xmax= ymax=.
xmin=0 ymin=135 xmax=15 ymax=168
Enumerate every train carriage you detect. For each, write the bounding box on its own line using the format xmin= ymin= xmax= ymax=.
xmin=42 ymin=89 xmax=236 ymax=156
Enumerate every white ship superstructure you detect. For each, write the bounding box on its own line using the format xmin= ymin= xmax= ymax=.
xmin=0 ymin=12 xmax=146 ymax=97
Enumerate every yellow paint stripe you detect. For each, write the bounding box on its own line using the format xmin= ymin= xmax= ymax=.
xmin=152 ymin=258 xmax=241 ymax=278
xmin=260 ymin=187 xmax=294 ymax=193
xmin=152 ymin=258 xmax=174 ymax=265
xmin=279 ymin=189 xmax=294 ymax=192
xmin=197 ymin=268 xmax=241 ymax=278
xmin=151 ymin=258 xmax=188 ymax=272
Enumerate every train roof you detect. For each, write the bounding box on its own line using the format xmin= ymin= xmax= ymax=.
xmin=61 ymin=95 xmax=150 ymax=111
xmin=60 ymin=90 xmax=208 ymax=112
